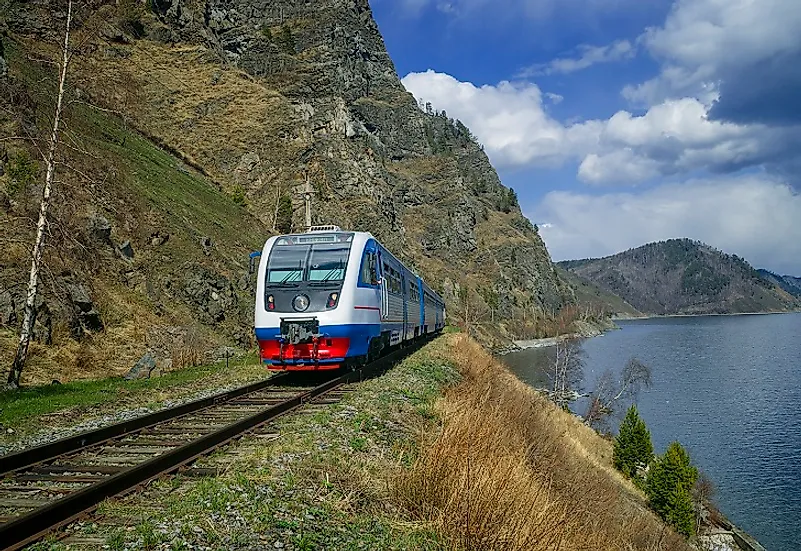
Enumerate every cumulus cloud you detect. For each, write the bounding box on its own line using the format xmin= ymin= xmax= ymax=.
xmin=403 ymin=71 xmax=801 ymax=184
xmin=401 ymin=70 xmax=601 ymax=169
xmin=534 ymin=175 xmax=801 ymax=274
xmin=519 ymin=40 xmax=635 ymax=76
xmin=388 ymin=0 xmax=636 ymax=21
xmin=626 ymin=0 xmax=801 ymax=124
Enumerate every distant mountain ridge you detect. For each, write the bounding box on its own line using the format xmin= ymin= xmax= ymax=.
xmin=757 ymin=270 xmax=801 ymax=298
xmin=558 ymin=239 xmax=801 ymax=316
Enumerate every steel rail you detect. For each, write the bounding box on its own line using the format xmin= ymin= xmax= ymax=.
xmin=0 ymin=340 xmax=423 ymax=550
xmin=0 ymin=373 xmax=291 ymax=476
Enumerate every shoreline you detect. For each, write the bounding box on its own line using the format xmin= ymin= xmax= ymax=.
xmin=613 ymin=310 xmax=799 ymax=321
xmin=503 ymin=318 xmax=617 ymax=353
xmin=504 ymin=310 xmax=800 ymax=354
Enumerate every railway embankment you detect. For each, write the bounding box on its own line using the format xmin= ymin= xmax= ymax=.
xmin=0 ymin=353 xmax=266 ymax=454
xmin=16 ymin=333 xmax=704 ymax=550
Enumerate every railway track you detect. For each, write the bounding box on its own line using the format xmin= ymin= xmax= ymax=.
xmin=0 ymin=341 xmax=422 ymax=550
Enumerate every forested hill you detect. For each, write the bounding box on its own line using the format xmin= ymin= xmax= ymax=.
xmin=558 ymin=239 xmax=801 ymax=316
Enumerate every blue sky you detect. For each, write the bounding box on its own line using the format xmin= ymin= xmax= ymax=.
xmin=371 ymin=0 xmax=801 ymax=275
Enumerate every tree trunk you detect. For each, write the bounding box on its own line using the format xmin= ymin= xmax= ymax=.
xmin=8 ymin=0 xmax=72 ymax=389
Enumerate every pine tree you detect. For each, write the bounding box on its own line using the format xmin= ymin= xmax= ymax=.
xmin=665 ymin=485 xmax=696 ymax=537
xmin=613 ymin=405 xmax=653 ymax=479
xmin=646 ymin=441 xmax=698 ymax=537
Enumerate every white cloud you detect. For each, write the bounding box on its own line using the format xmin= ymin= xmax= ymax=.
xmin=520 ymin=40 xmax=635 ymax=76
xmin=403 ymin=71 xmax=797 ymax=184
xmin=534 ymin=175 xmax=801 ymax=274
xmin=544 ymin=92 xmax=563 ymax=104
xmin=625 ymin=0 xmax=801 ymax=107
xmin=401 ymin=70 xmax=601 ymax=169
xmin=386 ymin=0 xmax=636 ymax=21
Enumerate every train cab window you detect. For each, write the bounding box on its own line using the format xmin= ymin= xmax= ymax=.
xmin=360 ymin=251 xmax=379 ymax=286
xmin=267 ymin=245 xmax=309 ymax=284
xmin=308 ymin=245 xmax=349 ymax=283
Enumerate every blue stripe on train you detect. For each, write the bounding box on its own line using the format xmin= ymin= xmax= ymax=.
xmin=254 ymin=323 xmax=382 ymax=358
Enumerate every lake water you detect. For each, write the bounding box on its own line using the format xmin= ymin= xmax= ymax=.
xmin=502 ymin=313 xmax=801 ymax=551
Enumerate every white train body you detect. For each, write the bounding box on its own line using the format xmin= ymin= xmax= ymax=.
xmin=254 ymin=229 xmax=445 ymax=370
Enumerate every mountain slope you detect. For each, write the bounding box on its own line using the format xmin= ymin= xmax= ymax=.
xmin=559 ymin=239 xmax=800 ymax=315
xmin=757 ymin=269 xmax=801 ymax=298
xmin=0 ymin=0 xmax=572 ymax=382
xmin=555 ymin=266 xmax=643 ymax=318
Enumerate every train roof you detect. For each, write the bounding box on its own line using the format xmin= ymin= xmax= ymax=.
xmin=266 ymin=230 xmax=443 ymax=302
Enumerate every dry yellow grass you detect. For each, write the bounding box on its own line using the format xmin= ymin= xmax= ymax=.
xmin=395 ymin=333 xmax=691 ymax=551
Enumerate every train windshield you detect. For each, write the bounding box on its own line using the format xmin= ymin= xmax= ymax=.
xmin=266 ymin=234 xmax=353 ymax=286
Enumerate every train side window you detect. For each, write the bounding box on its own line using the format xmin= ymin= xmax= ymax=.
xmin=360 ymin=252 xmax=379 ymax=286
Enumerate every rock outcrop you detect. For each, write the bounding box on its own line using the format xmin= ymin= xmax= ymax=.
xmin=126 ymin=0 xmax=574 ymax=328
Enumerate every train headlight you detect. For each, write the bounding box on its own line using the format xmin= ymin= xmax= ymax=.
xmin=326 ymin=292 xmax=339 ymax=309
xmin=292 ymin=294 xmax=310 ymax=312
xmin=267 ymin=295 xmax=275 ymax=310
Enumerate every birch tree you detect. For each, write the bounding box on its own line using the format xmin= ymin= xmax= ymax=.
xmin=7 ymin=1 xmax=73 ymax=389
xmin=584 ymin=358 xmax=652 ymax=429
xmin=546 ymin=338 xmax=585 ymax=410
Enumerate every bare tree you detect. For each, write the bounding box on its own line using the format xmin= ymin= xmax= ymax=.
xmin=546 ymin=338 xmax=585 ymax=410
xmin=7 ymin=1 xmax=73 ymax=389
xmin=584 ymin=358 xmax=652 ymax=429
xmin=692 ymin=471 xmax=717 ymax=535
xmin=458 ymin=285 xmax=489 ymax=338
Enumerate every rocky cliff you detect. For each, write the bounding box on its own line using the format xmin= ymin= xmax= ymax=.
xmin=559 ymin=239 xmax=800 ymax=316
xmin=0 ymin=0 xmax=571 ymax=383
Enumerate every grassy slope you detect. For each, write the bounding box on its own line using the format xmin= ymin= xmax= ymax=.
xmin=1 ymin=39 xmax=272 ymax=384
xmin=32 ymin=335 xmax=690 ymax=551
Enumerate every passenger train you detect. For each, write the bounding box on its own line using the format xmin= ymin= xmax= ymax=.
xmin=253 ymin=227 xmax=446 ymax=371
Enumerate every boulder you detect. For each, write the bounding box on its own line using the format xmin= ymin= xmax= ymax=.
xmin=88 ymin=213 xmax=112 ymax=243
xmin=67 ymin=283 xmax=93 ymax=311
xmin=32 ymin=298 xmax=52 ymax=345
xmin=119 ymin=240 xmax=134 ymax=259
xmin=182 ymin=264 xmax=236 ymax=324
xmin=150 ymin=231 xmax=169 ymax=246
xmin=200 ymin=236 xmax=212 ymax=256
xmin=99 ymin=23 xmax=128 ymax=44
xmin=235 ymin=152 xmax=260 ymax=173
xmin=67 ymin=283 xmax=104 ymax=335
xmin=125 ymin=351 xmax=157 ymax=380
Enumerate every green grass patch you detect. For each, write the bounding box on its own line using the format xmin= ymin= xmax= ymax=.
xmin=74 ymin=103 xmax=266 ymax=256
xmin=0 ymin=353 xmax=261 ymax=431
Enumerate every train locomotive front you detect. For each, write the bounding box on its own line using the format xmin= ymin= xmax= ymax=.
xmin=253 ymin=228 xmax=445 ymax=371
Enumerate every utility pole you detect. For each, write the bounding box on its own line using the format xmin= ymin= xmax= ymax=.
xmin=295 ymin=175 xmax=316 ymax=231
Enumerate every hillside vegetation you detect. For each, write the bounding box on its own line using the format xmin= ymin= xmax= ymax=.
xmin=397 ymin=334 xmax=692 ymax=551
xmin=559 ymin=239 xmax=800 ymax=316
xmin=0 ymin=0 xmax=574 ymax=383
xmin=757 ymin=269 xmax=801 ymax=298
xmin=555 ymin=266 xmax=644 ymax=318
